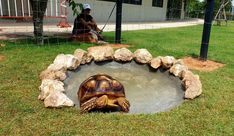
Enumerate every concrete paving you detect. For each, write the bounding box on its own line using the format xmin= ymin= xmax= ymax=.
xmin=0 ymin=19 xmax=204 ymax=39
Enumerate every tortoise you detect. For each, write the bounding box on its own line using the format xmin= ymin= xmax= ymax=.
xmin=78 ymin=74 xmax=130 ymax=113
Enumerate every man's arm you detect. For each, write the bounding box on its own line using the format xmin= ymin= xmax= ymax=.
xmin=90 ymin=19 xmax=102 ymax=32
xmin=80 ymin=18 xmax=92 ymax=30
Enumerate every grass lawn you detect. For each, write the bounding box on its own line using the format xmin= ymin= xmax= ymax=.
xmin=0 ymin=22 xmax=233 ymax=135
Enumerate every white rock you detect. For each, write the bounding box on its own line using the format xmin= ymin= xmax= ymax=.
xmin=53 ymin=54 xmax=80 ymax=70
xmin=74 ymin=49 xmax=93 ymax=64
xmin=169 ymin=64 xmax=188 ymax=78
xmin=150 ymin=56 xmax=162 ymax=69
xmin=47 ymin=63 xmax=67 ymax=71
xmin=161 ymin=56 xmax=176 ymax=69
xmin=114 ymin=48 xmax=133 ymax=62
xmin=40 ymin=68 xmax=67 ymax=81
xmin=44 ymin=91 xmax=74 ymax=108
xmin=38 ymin=79 xmax=65 ymax=100
xmin=181 ymin=71 xmax=202 ymax=99
xmin=134 ymin=49 xmax=153 ymax=64
xmin=173 ymin=59 xmax=185 ymax=65
xmin=87 ymin=46 xmax=114 ymax=62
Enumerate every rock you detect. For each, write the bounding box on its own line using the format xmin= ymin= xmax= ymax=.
xmin=40 ymin=63 xmax=67 ymax=81
xmin=169 ymin=64 xmax=188 ymax=78
xmin=47 ymin=63 xmax=67 ymax=71
xmin=114 ymin=48 xmax=133 ymax=62
xmin=161 ymin=56 xmax=176 ymax=69
xmin=87 ymin=46 xmax=114 ymax=62
xmin=134 ymin=49 xmax=153 ymax=64
xmin=181 ymin=71 xmax=202 ymax=99
xmin=39 ymin=64 xmax=67 ymax=81
xmin=38 ymin=79 xmax=65 ymax=100
xmin=44 ymin=91 xmax=74 ymax=108
xmin=53 ymin=54 xmax=80 ymax=70
xmin=173 ymin=59 xmax=185 ymax=65
xmin=150 ymin=56 xmax=162 ymax=69
xmin=74 ymin=49 xmax=93 ymax=64
xmin=40 ymin=69 xmax=67 ymax=81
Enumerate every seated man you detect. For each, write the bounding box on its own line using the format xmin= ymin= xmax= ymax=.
xmin=72 ymin=4 xmax=103 ymax=42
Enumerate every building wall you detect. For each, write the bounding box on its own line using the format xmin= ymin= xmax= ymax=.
xmin=0 ymin=0 xmax=168 ymax=23
xmin=66 ymin=0 xmax=168 ymax=23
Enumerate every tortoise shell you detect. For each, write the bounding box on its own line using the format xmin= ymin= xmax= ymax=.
xmin=78 ymin=74 xmax=125 ymax=104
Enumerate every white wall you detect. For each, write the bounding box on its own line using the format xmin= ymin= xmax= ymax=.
xmin=66 ymin=0 xmax=168 ymax=23
xmin=0 ymin=0 xmax=168 ymax=23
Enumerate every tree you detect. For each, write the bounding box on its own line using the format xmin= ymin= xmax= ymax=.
xmin=187 ymin=0 xmax=232 ymax=18
xmin=30 ymin=0 xmax=48 ymax=45
xmin=30 ymin=0 xmax=82 ymax=45
xmin=187 ymin=0 xmax=205 ymax=18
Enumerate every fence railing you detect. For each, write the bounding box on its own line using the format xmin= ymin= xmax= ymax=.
xmin=0 ymin=0 xmax=68 ymax=19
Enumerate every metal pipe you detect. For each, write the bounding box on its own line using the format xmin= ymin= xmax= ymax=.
xmin=55 ymin=0 xmax=58 ymax=16
xmin=28 ymin=0 xmax=31 ymax=16
xmin=7 ymin=0 xmax=11 ymax=16
xmin=115 ymin=0 xmax=123 ymax=44
xmin=14 ymin=0 xmax=18 ymax=16
xmin=200 ymin=0 xmax=215 ymax=60
xmin=50 ymin=0 xmax=53 ymax=16
xmin=21 ymin=0 xmax=25 ymax=17
xmin=0 ymin=0 xmax=3 ymax=16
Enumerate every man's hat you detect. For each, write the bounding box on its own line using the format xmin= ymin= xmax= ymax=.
xmin=83 ymin=4 xmax=91 ymax=10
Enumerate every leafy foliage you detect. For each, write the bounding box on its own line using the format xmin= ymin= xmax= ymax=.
xmin=67 ymin=0 xmax=83 ymax=16
xmin=187 ymin=0 xmax=233 ymax=18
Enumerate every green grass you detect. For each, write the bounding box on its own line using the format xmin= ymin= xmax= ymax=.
xmin=0 ymin=22 xmax=233 ymax=135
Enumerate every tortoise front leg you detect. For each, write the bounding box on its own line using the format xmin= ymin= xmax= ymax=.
xmin=80 ymin=95 xmax=109 ymax=113
xmin=96 ymin=95 xmax=108 ymax=109
xmin=80 ymin=97 xmax=98 ymax=113
xmin=117 ymin=97 xmax=130 ymax=112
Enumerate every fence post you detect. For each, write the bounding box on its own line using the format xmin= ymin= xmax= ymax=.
xmin=115 ymin=0 xmax=122 ymax=44
xmin=200 ymin=0 xmax=215 ymax=60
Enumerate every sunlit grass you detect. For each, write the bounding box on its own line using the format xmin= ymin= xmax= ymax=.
xmin=0 ymin=22 xmax=233 ymax=135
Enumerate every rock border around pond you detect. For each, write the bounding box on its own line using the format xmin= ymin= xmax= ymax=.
xmin=38 ymin=46 xmax=202 ymax=108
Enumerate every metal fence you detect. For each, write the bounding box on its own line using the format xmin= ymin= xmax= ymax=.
xmin=0 ymin=0 xmax=68 ymax=19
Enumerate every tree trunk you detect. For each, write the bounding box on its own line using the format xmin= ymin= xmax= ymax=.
xmin=30 ymin=0 xmax=48 ymax=45
xmin=180 ymin=0 xmax=185 ymax=19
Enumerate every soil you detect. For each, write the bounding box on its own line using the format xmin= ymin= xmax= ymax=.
xmin=182 ymin=57 xmax=225 ymax=72
xmin=102 ymin=44 xmax=130 ymax=49
xmin=0 ymin=55 xmax=5 ymax=62
xmin=0 ymin=36 xmax=8 ymax=40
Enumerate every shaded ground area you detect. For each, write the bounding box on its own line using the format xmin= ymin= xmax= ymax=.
xmin=183 ymin=57 xmax=225 ymax=72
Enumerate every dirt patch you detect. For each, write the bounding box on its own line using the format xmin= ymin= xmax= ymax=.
xmin=0 ymin=55 xmax=5 ymax=62
xmin=182 ymin=57 xmax=225 ymax=72
xmin=0 ymin=36 xmax=8 ymax=40
xmin=0 ymin=34 xmax=32 ymax=40
xmin=101 ymin=44 xmax=130 ymax=49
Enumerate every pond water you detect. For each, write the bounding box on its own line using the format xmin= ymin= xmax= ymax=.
xmin=64 ymin=61 xmax=184 ymax=114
